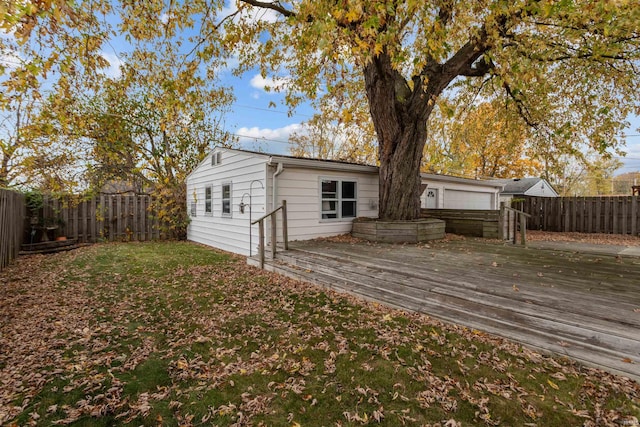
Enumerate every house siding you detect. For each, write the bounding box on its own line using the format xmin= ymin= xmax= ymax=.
xmin=524 ymin=180 xmax=557 ymax=197
xmin=272 ymin=167 xmax=379 ymax=242
xmin=187 ymin=149 xmax=268 ymax=256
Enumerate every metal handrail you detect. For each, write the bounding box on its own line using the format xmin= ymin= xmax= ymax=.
xmin=251 ymin=200 xmax=288 ymax=268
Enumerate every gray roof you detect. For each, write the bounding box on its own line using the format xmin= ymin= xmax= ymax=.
xmin=491 ymin=178 xmax=545 ymax=195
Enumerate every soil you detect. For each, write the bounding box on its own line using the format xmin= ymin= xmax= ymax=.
xmin=526 ymin=230 xmax=640 ymax=246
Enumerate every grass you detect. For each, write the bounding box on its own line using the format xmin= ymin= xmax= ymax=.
xmin=0 ymin=241 xmax=638 ymax=426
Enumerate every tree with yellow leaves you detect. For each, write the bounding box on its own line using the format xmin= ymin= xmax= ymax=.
xmin=4 ymin=0 xmax=640 ymax=220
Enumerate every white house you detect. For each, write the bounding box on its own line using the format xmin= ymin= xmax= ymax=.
xmin=493 ymin=177 xmax=559 ymax=204
xmin=186 ymin=147 xmax=379 ymax=256
xmin=187 ymin=148 xmax=507 ymax=256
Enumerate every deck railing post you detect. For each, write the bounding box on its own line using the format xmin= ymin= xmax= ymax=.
xmin=282 ymin=200 xmax=288 ymax=250
xmin=271 ymin=213 xmax=277 ymax=259
xmin=258 ymin=219 xmax=265 ymax=269
xmin=520 ymin=213 xmax=527 ymax=246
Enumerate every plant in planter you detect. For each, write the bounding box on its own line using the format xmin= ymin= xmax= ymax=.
xmin=24 ymin=190 xmax=45 ymax=244
xmin=42 ymin=216 xmax=65 ymax=241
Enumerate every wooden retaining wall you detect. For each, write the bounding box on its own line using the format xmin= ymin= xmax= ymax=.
xmin=518 ymin=196 xmax=640 ymax=235
xmin=422 ymin=209 xmax=501 ymax=239
xmin=26 ymin=194 xmax=168 ymax=244
xmin=352 ymin=218 xmax=445 ymax=243
xmin=0 ymin=189 xmax=24 ymax=271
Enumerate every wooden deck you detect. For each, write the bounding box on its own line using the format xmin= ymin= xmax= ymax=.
xmin=248 ymin=239 xmax=640 ymax=382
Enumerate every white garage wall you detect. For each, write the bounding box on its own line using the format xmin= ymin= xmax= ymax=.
xmin=443 ymin=189 xmax=493 ymax=209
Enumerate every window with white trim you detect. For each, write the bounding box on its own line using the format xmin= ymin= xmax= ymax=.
xmin=222 ymin=182 xmax=232 ymax=217
xmin=321 ymin=179 xmax=357 ymax=219
xmin=205 ymin=185 xmax=213 ymax=215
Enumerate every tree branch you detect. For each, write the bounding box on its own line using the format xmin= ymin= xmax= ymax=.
xmin=503 ymin=81 xmax=538 ymax=128
xmin=239 ymin=0 xmax=295 ymax=18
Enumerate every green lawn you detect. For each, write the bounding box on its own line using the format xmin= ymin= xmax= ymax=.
xmin=1 ymin=242 xmax=638 ymax=426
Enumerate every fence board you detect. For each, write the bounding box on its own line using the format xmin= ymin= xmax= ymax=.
xmin=0 ymin=189 xmax=24 ymax=271
xmin=522 ymin=196 xmax=640 ymax=236
xmin=19 ymin=194 xmax=169 ymax=245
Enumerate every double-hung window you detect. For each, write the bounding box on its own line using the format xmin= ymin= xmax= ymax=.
xmin=321 ymin=179 xmax=357 ymax=219
xmin=205 ymin=185 xmax=213 ymax=215
xmin=222 ymin=182 xmax=232 ymax=217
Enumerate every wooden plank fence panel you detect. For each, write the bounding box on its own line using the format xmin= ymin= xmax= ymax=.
xmin=522 ymin=196 xmax=640 ymax=236
xmin=633 ymin=197 xmax=638 ymax=236
xmin=0 ymin=190 xmax=24 ymax=271
xmin=9 ymin=193 xmax=171 ymax=251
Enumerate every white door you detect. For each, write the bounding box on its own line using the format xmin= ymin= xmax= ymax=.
xmin=425 ymin=188 xmax=438 ymax=209
xmin=443 ymin=190 xmax=492 ymax=209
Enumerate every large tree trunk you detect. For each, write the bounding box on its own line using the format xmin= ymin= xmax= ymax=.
xmin=364 ymin=55 xmax=434 ymax=220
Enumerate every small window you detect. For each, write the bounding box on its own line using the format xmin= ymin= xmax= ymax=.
xmin=190 ymin=202 xmax=197 ymax=217
xmin=321 ymin=179 xmax=357 ymax=219
xmin=205 ymin=186 xmax=212 ymax=214
xmin=222 ymin=182 xmax=232 ymax=217
xmin=211 ymin=152 xmax=222 ymax=166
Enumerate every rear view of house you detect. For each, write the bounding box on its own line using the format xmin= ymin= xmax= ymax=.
xmin=186 ymin=147 xmax=379 ymax=256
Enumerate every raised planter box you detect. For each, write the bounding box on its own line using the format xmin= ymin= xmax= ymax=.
xmin=352 ymin=218 xmax=445 ymax=243
xmin=421 ymin=209 xmax=501 ymax=239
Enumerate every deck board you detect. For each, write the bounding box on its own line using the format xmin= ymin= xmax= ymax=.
xmin=249 ymin=239 xmax=640 ymax=382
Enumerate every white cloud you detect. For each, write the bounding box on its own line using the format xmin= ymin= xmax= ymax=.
xmin=99 ymin=52 xmax=124 ymax=79
xmin=159 ymin=13 xmax=172 ymax=24
xmin=0 ymin=47 xmax=22 ymax=71
xmin=249 ymin=74 xmax=291 ymax=93
xmin=235 ymin=123 xmax=304 ymax=153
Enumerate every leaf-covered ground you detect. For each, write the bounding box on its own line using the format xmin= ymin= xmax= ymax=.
xmin=1 ymin=242 xmax=639 ymax=426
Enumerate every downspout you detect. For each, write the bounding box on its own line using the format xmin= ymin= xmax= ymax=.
xmin=268 ymin=159 xmax=285 ymax=250
xmin=269 ymin=159 xmax=285 ymax=211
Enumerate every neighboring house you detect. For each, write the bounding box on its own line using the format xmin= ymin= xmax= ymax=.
xmin=420 ymin=173 xmax=504 ymax=210
xmin=494 ymin=177 xmax=559 ymax=204
xmin=186 ymin=147 xmax=507 ymax=256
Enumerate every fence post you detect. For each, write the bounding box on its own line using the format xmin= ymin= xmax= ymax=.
xmin=499 ymin=202 xmax=505 ymax=240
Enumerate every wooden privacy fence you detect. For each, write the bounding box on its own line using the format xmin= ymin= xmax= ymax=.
xmin=517 ymin=196 xmax=640 ymax=235
xmin=0 ymin=189 xmax=24 ymax=270
xmin=29 ymin=194 xmax=169 ymax=243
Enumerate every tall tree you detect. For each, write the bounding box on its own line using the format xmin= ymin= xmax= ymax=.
xmin=289 ymin=95 xmax=377 ymax=164
xmin=423 ymin=100 xmax=542 ymax=178
xmin=222 ymin=0 xmax=640 ymax=219
xmin=6 ymin=1 xmax=640 ymax=220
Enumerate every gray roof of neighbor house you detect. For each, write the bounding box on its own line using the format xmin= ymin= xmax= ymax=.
xmin=492 ymin=178 xmax=546 ymax=195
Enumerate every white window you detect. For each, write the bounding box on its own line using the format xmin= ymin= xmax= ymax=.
xmin=222 ymin=182 xmax=232 ymax=217
xmin=205 ymin=185 xmax=213 ymax=215
xmin=321 ymin=179 xmax=357 ymax=219
xmin=211 ymin=152 xmax=222 ymax=166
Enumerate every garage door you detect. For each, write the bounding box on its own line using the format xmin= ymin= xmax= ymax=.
xmin=443 ymin=189 xmax=493 ymax=210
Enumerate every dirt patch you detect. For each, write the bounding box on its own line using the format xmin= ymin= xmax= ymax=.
xmin=527 ymin=230 xmax=640 ymax=246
